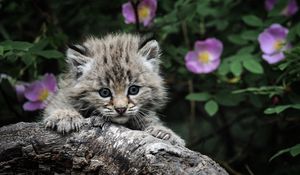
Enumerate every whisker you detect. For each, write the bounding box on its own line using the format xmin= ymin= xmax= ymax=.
xmin=134 ymin=112 xmax=145 ymax=129
xmin=139 ymin=108 xmax=166 ymax=118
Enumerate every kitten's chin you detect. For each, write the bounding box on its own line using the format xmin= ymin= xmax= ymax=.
xmin=111 ymin=116 xmax=130 ymax=124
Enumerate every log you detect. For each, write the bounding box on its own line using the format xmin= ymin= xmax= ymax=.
xmin=0 ymin=117 xmax=228 ymax=175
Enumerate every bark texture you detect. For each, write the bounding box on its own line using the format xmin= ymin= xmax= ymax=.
xmin=0 ymin=118 xmax=228 ymax=175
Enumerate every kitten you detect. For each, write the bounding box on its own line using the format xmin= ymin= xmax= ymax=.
xmin=43 ymin=33 xmax=185 ymax=146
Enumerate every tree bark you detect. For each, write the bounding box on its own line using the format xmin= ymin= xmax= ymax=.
xmin=0 ymin=118 xmax=228 ymax=175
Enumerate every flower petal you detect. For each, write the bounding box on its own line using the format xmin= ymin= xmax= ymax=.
xmin=262 ymin=52 xmax=285 ymax=64
xmin=139 ymin=0 xmax=157 ymax=26
xmin=199 ymin=59 xmax=221 ymax=74
xmin=122 ymin=2 xmax=136 ymax=24
xmin=266 ymin=24 xmax=289 ymax=40
xmin=23 ymin=101 xmax=45 ymax=111
xmin=142 ymin=17 xmax=152 ymax=27
xmin=258 ymin=31 xmax=277 ymax=54
xmin=282 ymin=0 xmax=299 ymax=16
xmin=185 ymin=51 xmax=198 ymax=62
xmin=142 ymin=0 xmax=157 ymax=10
xmin=24 ymin=81 xmax=44 ymax=101
xmin=265 ymin=0 xmax=276 ymax=11
xmin=185 ymin=59 xmax=203 ymax=74
xmin=194 ymin=38 xmax=223 ymax=61
xmin=42 ymin=73 xmax=57 ymax=93
xmin=185 ymin=57 xmax=220 ymax=74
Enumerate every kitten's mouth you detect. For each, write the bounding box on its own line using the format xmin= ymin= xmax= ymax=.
xmin=111 ymin=114 xmax=130 ymax=124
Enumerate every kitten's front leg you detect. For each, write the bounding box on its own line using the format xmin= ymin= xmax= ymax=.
xmin=145 ymin=125 xmax=185 ymax=146
xmin=44 ymin=109 xmax=84 ymax=134
xmin=144 ymin=116 xmax=185 ymax=146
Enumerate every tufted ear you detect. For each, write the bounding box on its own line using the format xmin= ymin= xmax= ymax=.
xmin=66 ymin=44 xmax=92 ymax=79
xmin=138 ymin=40 xmax=161 ymax=72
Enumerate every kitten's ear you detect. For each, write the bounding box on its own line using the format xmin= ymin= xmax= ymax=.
xmin=138 ymin=40 xmax=160 ymax=72
xmin=66 ymin=44 xmax=91 ymax=78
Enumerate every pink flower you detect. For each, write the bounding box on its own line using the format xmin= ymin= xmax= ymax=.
xmin=185 ymin=38 xmax=223 ymax=74
xmin=265 ymin=0 xmax=298 ymax=17
xmin=22 ymin=73 xmax=57 ymax=111
xmin=258 ymin=24 xmax=291 ymax=64
xmin=122 ymin=0 xmax=157 ymax=27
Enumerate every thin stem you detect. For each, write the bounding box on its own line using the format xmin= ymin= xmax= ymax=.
xmin=188 ymin=79 xmax=196 ymax=141
xmin=199 ymin=17 xmax=205 ymax=36
xmin=181 ymin=21 xmax=195 ymax=141
xmin=130 ymin=0 xmax=140 ymax=32
xmin=181 ymin=21 xmax=190 ymax=48
xmin=188 ymin=114 xmax=250 ymax=148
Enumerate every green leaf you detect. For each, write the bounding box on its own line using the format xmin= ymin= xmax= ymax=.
xmin=21 ymin=53 xmax=35 ymax=66
xmin=233 ymin=86 xmax=284 ymax=96
xmin=290 ymin=144 xmax=300 ymax=157
xmin=204 ymin=100 xmax=219 ymax=116
xmin=230 ymin=60 xmax=243 ymax=76
xmin=217 ymin=61 xmax=230 ymax=75
xmin=270 ymin=144 xmax=300 ymax=161
xmin=0 ymin=41 xmax=33 ymax=51
xmin=278 ymin=62 xmax=290 ymax=71
xmin=270 ymin=148 xmax=291 ymax=161
xmin=243 ymin=59 xmax=264 ymax=74
xmin=196 ymin=1 xmax=216 ymax=16
xmin=33 ymin=50 xmax=64 ymax=59
xmin=215 ymin=91 xmax=245 ymax=106
xmin=264 ymin=104 xmax=300 ymax=114
xmin=237 ymin=46 xmax=255 ymax=54
xmin=186 ymin=92 xmax=211 ymax=101
xmin=0 ymin=46 xmax=3 ymax=56
xmin=178 ymin=3 xmax=197 ymax=20
xmin=241 ymin=30 xmax=260 ymax=41
xmin=216 ymin=20 xmax=229 ymax=31
xmin=296 ymin=23 xmax=300 ymax=37
xmin=6 ymin=55 xmax=18 ymax=63
xmin=264 ymin=105 xmax=291 ymax=114
xmin=228 ymin=35 xmax=248 ymax=45
xmin=29 ymin=39 xmax=49 ymax=52
xmin=242 ymin=15 xmax=263 ymax=27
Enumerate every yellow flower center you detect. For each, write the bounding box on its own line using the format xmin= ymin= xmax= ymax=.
xmin=274 ymin=40 xmax=284 ymax=51
xmin=39 ymin=89 xmax=49 ymax=101
xmin=198 ymin=52 xmax=211 ymax=64
xmin=138 ymin=5 xmax=150 ymax=21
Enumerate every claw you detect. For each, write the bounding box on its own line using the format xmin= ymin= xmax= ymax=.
xmin=162 ymin=133 xmax=170 ymax=140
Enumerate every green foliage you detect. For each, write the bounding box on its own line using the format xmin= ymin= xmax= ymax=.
xmin=204 ymin=100 xmax=219 ymax=116
xmin=0 ymin=39 xmax=64 ymax=80
xmin=233 ymin=86 xmax=285 ymax=96
xmin=264 ymin=104 xmax=300 ymax=114
xmin=270 ymin=144 xmax=300 ymax=161
xmin=230 ymin=60 xmax=242 ymax=76
xmin=242 ymin=15 xmax=264 ymax=27
xmin=185 ymin=92 xmax=211 ymax=101
xmin=242 ymin=58 xmax=264 ymax=74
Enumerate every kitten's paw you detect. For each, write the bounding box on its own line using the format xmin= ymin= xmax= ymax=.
xmin=146 ymin=126 xmax=185 ymax=146
xmin=44 ymin=110 xmax=84 ymax=134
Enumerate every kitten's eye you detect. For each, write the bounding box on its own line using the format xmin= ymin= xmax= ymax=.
xmin=128 ymin=85 xmax=140 ymax=95
xmin=99 ymin=88 xmax=112 ymax=98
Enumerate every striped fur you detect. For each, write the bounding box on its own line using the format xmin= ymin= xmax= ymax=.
xmin=43 ymin=33 xmax=185 ymax=146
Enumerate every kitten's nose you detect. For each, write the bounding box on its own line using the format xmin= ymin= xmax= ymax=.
xmin=115 ymin=107 xmax=127 ymax=115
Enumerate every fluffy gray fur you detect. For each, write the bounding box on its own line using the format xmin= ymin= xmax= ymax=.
xmin=43 ymin=33 xmax=185 ymax=146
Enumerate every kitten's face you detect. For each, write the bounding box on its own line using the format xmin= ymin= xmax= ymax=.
xmin=67 ymin=34 xmax=166 ymax=125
